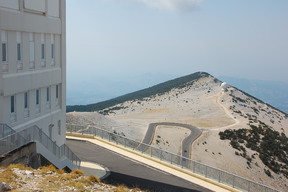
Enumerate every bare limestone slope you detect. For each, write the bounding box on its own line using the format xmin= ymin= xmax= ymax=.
xmin=67 ymin=74 xmax=288 ymax=191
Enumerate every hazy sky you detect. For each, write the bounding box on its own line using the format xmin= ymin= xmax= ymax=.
xmin=67 ymin=0 xmax=288 ymax=84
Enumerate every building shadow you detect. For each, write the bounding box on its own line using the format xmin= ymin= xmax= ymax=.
xmin=104 ymin=171 xmax=212 ymax=192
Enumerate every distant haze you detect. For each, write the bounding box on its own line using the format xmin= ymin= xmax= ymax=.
xmin=219 ymin=76 xmax=288 ymax=114
xmin=67 ymin=0 xmax=288 ymax=86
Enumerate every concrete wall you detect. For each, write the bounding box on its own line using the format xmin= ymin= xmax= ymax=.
xmin=0 ymin=0 xmax=66 ymax=146
xmin=0 ymin=142 xmax=38 ymax=167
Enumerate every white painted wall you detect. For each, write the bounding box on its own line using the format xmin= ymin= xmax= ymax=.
xmin=24 ymin=0 xmax=46 ymax=13
xmin=0 ymin=0 xmax=19 ymax=10
xmin=0 ymin=0 xmax=66 ymax=146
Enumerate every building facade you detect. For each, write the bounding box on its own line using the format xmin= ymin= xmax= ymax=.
xmin=0 ymin=0 xmax=66 ymax=146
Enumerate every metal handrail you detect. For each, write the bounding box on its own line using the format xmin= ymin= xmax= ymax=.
xmin=66 ymin=123 xmax=281 ymax=192
xmin=0 ymin=123 xmax=81 ymax=168
xmin=0 ymin=123 xmax=16 ymax=139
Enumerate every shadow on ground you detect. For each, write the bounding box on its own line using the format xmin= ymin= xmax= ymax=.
xmin=104 ymin=172 xmax=210 ymax=192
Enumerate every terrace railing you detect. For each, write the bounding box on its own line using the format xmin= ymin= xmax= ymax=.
xmin=66 ymin=123 xmax=281 ymax=192
xmin=0 ymin=123 xmax=81 ymax=168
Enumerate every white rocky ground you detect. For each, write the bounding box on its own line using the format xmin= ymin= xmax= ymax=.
xmin=0 ymin=164 xmax=145 ymax=192
xmin=67 ymin=75 xmax=288 ymax=191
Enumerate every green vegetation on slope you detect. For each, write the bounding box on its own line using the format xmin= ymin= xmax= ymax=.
xmin=219 ymin=122 xmax=288 ymax=178
xmin=67 ymin=72 xmax=217 ymax=112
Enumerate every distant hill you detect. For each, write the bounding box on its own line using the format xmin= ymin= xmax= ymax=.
xmin=67 ymin=72 xmax=219 ymax=112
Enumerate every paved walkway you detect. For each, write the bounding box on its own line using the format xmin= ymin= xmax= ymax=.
xmin=67 ymin=135 xmax=240 ymax=192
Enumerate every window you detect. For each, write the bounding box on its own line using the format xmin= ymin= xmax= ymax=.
xmin=11 ymin=96 xmax=15 ymax=113
xmin=41 ymin=44 xmax=45 ymax=60
xmin=2 ymin=43 xmax=6 ymax=62
xmin=36 ymin=89 xmax=40 ymax=113
xmin=46 ymin=87 xmax=50 ymax=102
xmin=30 ymin=42 xmax=35 ymax=61
xmin=51 ymin=44 xmax=54 ymax=59
xmin=17 ymin=43 xmax=21 ymax=61
xmin=1 ymin=30 xmax=7 ymax=63
xmin=58 ymin=120 xmax=61 ymax=135
xmin=56 ymin=85 xmax=59 ymax=99
xmin=51 ymin=34 xmax=55 ymax=65
xmin=24 ymin=92 xmax=28 ymax=109
xmin=29 ymin=33 xmax=35 ymax=68
xmin=36 ymin=89 xmax=40 ymax=105
xmin=41 ymin=34 xmax=45 ymax=67
xmin=16 ymin=32 xmax=22 ymax=70
xmin=49 ymin=125 xmax=53 ymax=139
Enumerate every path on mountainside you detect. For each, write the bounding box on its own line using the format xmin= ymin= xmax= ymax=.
xmin=209 ymin=91 xmax=240 ymax=131
xmin=141 ymin=91 xmax=240 ymax=159
xmin=142 ymin=122 xmax=202 ymax=159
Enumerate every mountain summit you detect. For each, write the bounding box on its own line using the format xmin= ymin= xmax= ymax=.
xmin=67 ymin=71 xmax=287 ymax=191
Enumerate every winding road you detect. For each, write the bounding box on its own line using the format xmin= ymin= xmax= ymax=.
xmin=142 ymin=122 xmax=202 ymax=159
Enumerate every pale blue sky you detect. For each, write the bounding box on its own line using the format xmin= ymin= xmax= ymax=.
xmin=66 ymin=0 xmax=288 ymax=104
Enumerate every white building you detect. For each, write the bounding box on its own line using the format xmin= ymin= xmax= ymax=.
xmin=0 ymin=0 xmax=66 ymax=147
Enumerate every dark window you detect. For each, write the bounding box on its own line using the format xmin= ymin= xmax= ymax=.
xmin=24 ymin=92 xmax=28 ymax=108
xmin=51 ymin=44 xmax=54 ymax=59
xmin=46 ymin=87 xmax=50 ymax=102
xmin=56 ymin=85 xmax=59 ymax=99
xmin=2 ymin=43 xmax=6 ymax=62
xmin=36 ymin=89 xmax=40 ymax=105
xmin=41 ymin=44 xmax=45 ymax=59
xmin=11 ymin=96 xmax=15 ymax=113
xmin=17 ymin=43 xmax=21 ymax=61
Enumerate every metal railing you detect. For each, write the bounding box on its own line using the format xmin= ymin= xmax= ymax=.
xmin=66 ymin=123 xmax=281 ymax=192
xmin=0 ymin=124 xmax=16 ymax=139
xmin=0 ymin=123 xmax=81 ymax=168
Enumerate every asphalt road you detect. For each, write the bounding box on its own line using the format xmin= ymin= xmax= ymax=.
xmin=142 ymin=123 xmax=202 ymax=158
xmin=66 ymin=139 xmax=212 ymax=192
